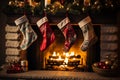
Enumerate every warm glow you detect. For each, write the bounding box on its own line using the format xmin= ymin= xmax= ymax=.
xmin=44 ymin=28 xmax=87 ymax=70
xmin=64 ymin=58 xmax=68 ymax=64
xmin=52 ymin=51 xmax=56 ymax=56
xmin=45 ymin=0 xmax=51 ymax=7
xmin=47 ymin=49 xmax=86 ymax=70
xmin=56 ymin=56 xmax=64 ymax=61
xmin=70 ymin=52 xmax=74 ymax=56
xmin=73 ymin=58 xmax=76 ymax=60
xmin=58 ymin=56 xmax=62 ymax=59
xmin=57 ymin=53 xmax=60 ymax=56
xmin=65 ymin=52 xmax=69 ymax=57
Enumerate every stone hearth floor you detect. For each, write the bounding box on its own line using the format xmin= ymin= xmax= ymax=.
xmin=0 ymin=70 xmax=120 ymax=80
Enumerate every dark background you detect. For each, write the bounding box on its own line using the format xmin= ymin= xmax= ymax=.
xmin=0 ymin=0 xmax=8 ymax=67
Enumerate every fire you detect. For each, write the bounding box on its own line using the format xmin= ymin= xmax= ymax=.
xmin=70 ymin=52 xmax=74 ymax=56
xmin=57 ymin=56 xmax=63 ymax=61
xmin=64 ymin=57 xmax=68 ymax=64
xmin=50 ymin=51 xmax=80 ymax=65
xmin=52 ymin=51 xmax=56 ymax=56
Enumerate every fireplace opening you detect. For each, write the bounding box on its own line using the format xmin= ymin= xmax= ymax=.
xmin=26 ymin=25 xmax=100 ymax=72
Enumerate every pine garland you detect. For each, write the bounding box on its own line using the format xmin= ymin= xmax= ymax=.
xmin=3 ymin=0 xmax=120 ymax=15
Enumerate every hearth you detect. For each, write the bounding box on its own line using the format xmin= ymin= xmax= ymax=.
xmin=5 ymin=13 xmax=119 ymax=72
xmin=26 ymin=25 xmax=100 ymax=71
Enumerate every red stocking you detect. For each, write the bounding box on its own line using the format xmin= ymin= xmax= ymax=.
xmin=57 ymin=17 xmax=77 ymax=52
xmin=37 ymin=16 xmax=55 ymax=51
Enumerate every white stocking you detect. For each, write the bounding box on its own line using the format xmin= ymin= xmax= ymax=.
xmin=78 ymin=16 xmax=97 ymax=51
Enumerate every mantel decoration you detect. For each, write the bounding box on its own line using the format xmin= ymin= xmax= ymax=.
xmin=3 ymin=0 xmax=120 ymax=15
xmin=92 ymin=53 xmax=119 ymax=77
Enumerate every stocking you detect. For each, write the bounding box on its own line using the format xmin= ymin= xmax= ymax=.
xmin=78 ymin=16 xmax=97 ymax=51
xmin=15 ymin=15 xmax=37 ymax=50
xmin=37 ymin=16 xmax=55 ymax=51
xmin=57 ymin=17 xmax=77 ymax=52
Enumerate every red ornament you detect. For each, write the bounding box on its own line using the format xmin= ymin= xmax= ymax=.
xmin=98 ymin=62 xmax=105 ymax=67
xmin=102 ymin=65 xmax=110 ymax=69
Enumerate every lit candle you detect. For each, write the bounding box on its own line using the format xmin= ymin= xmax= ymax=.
xmin=45 ymin=0 xmax=51 ymax=7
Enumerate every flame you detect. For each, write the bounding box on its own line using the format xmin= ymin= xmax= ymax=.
xmin=65 ymin=52 xmax=69 ymax=57
xmin=52 ymin=51 xmax=56 ymax=56
xmin=58 ymin=56 xmax=62 ymax=59
xmin=64 ymin=58 xmax=68 ymax=64
xmin=57 ymin=53 xmax=60 ymax=56
xmin=50 ymin=51 xmax=85 ymax=67
xmin=70 ymin=52 xmax=75 ymax=56
xmin=73 ymin=58 xmax=76 ymax=60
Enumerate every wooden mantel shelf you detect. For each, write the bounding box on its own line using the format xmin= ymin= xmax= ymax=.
xmin=0 ymin=70 xmax=120 ymax=80
xmin=6 ymin=12 xmax=118 ymax=25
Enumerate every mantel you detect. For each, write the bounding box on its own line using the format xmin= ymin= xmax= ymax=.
xmin=6 ymin=11 xmax=118 ymax=25
xmin=0 ymin=70 xmax=120 ymax=80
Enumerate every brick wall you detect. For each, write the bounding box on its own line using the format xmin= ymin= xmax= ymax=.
xmin=100 ymin=25 xmax=118 ymax=61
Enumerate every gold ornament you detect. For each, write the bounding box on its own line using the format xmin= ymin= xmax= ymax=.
xmin=105 ymin=60 xmax=112 ymax=66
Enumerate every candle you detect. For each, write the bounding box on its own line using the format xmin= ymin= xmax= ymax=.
xmin=45 ymin=0 xmax=51 ymax=7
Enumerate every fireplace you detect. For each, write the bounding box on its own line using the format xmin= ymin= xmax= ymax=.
xmin=5 ymin=12 xmax=119 ymax=72
xmin=0 ymin=0 xmax=120 ymax=79
xmin=26 ymin=24 xmax=100 ymax=71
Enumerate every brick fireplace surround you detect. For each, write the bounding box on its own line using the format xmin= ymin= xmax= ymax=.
xmin=0 ymin=11 xmax=120 ymax=80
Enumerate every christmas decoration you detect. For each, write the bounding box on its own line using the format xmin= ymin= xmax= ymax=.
xmin=45 ymin=1 xmax=64 ymax=14
xmin=45 ymin=0 xmax=51 ymax=7
xmin=15 ymin=15 xmax=38 ymax=50
xmin=78 ymin=16 xmax=97 ymax=51
xmin=6 ymin=61 xmax=24 ymax=73
xmin=37 ymin=16 xmax=55 ymax=51
xmin=93 ymin=53 xmax=119 ymax=70
xmin=4 ymin=0 xmax=120 ymax=15
xmin=57 ymin=17 xmax=77 ymax=52
xmin=84 ymin=0 xmax=91 ymax=7
xmin=66 ymin=0 xmax=82 ymax=14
